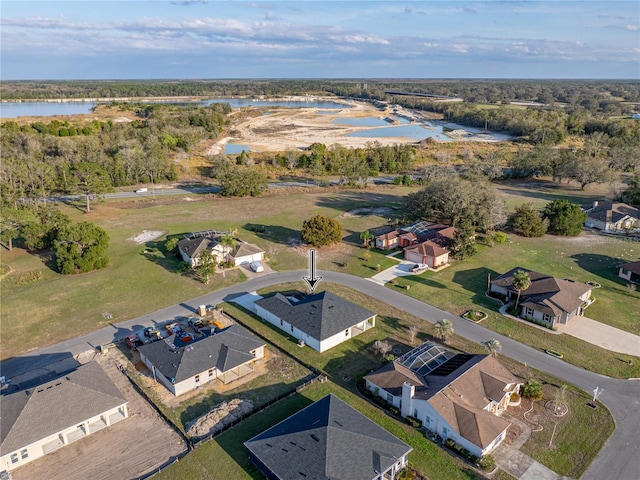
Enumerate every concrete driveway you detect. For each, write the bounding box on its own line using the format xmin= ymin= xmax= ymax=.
xmin=556 ymin=317 xmax=640 ymax=356
xmin=368 ymin=260 xmax=418 ymax=285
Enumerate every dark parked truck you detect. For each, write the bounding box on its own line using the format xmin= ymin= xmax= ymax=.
xmin=125 ymin=334 xmax=144 ymax=350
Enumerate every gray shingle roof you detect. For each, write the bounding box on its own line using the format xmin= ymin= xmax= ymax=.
xmin=244 ymin=394 xmax=412 ymax=480
xmin=229 ymin=242 xmax=264 ymax=259
xmin=137 ymin=324 xmax=264 ymax=383
xmin=254 ymin=291 xmax=375 ymax=342
xmin=177 ymin=236 xmax=217 ymax=260
xmin=0 ymin=362 xmax=127 ymax=454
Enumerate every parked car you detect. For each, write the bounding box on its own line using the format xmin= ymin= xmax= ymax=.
xmin=144 ymin=327 xmax=162 ymax=340
xmin=125 ymin=334 xmax=144 ymax=350
xmin=134 ymin=187 xmax=148 ymax=193
xmin=411 ymin=263 xmax=429 ymax=273
xmin=250 ymin=261 xmax=264 ymax=273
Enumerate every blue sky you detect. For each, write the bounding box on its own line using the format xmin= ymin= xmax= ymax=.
xmin=1 ymin=1 xmax=638 ymax=80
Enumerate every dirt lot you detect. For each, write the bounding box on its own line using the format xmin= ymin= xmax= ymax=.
xmin=11 ymin=351 xmax=188 ymax=480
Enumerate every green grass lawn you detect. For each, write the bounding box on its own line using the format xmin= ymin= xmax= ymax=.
xmin=0 ymin=188 xmax=408 ymax=359
xmin=388 ymin=234 xmax=640 ymax=378
xmin=154 ymin=381 xmax=480 ymax=480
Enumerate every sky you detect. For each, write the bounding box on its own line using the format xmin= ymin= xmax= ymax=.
xmin=1 ymin=1 xmax=639 ymax=80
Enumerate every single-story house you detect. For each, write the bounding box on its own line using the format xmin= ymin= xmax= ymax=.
xmin=490 ymin=267 xmax=593 ymax=329
xmin=244 ymin=393 xmax=412 ymax=480
xmin=254 ymin=291 xmax=376 ymax=352
xmin=177 ymin=230 xmax=229 ymax=267
xmin=619 ymin=261 xmax=640 ymax=284
xmin=375 ymin=221 xmax=451 ymax=251
xmin=404 ymin=240 xmax=450 ymax=268
xmin=364 ymin=342 xmax=521 ymax=458
xmin=227 ymin=242 xmax=265 ymax=266
xmin=1 ymin=362 xmax=128 ymax=472
xmin=375 ymin=230 xmax=400 ymax=250
xmin=177 ymin=230 xmax=265 ymax=268
xmin=585 ymin=201 xmax=639 ymax=232
xmin=137 ymin=324 xmax=265 ymax=396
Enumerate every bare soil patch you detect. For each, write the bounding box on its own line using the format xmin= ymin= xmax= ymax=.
xmin=128 ymin=230 xmax=167 ymax=244
xmin=11 ymin=350 xmax=187 ymax=480
xmin=186 ymin=398 xmax=253 ymax=440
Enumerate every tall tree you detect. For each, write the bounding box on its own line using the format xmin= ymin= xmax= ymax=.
xmin=69 ymin=162 xmax=113 ymax=213
xmin=0 ymin=207 xmax=37 ymax=251
xmin=359 ymin=230 xmax=374 ymax=248
xmin=195 ymin=249 xmax=216 ymax=284
xmin=53 ymin=221 xmax=110 ymax=274
xmin=433 ymin=318 xmax=454 ymax=343
xmin=542 ymin=199 xmax=587 ymax=236
xmin=512 ymin=270 xmax=531 ymax=312
xmin=511 ymin=203 xmax=547 ymax=237
xmin=301 ymin=215 xmax=343 ymax=247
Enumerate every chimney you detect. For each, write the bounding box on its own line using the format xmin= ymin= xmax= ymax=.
xmin=401 ymin=382 xmax=415 ymax=418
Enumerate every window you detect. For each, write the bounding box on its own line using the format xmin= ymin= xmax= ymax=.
xmin=280 ymin=319 xmax=283 ymax=326
xmin=10 ymin=454 xmax=18 ymax=464
xmin=195 ymin=375 xmax=200 ymax=383
xmin=622 ymin=268 xmax=629 ymax=275
xmin=208 ymin=369 xmax=214 ymax=377
xmin=345 ymin=329 xmax=349 ymax=337
xmin=20 ymin=449 xmax=28 ymax=460
xmin=291 ymin=325 xmax=294 ymax=332
xmin=543 ymin=313 xmax=552 ymax=322
xmin=387 ymin=393 xmax=393 ymax=403
xmin=425 ymin=415 xmax=431 ymax=423
xmin=442 ymin=427 xmax=448 ymax=435
xmin=525 ymin=307 xmax=534 ymax=317
xmin=414 ymin=409 xmax=418 ymax=418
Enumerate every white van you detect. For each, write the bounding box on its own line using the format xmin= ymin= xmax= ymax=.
xmin=250 ymin=261 xmax=264 ymax=273
xmin=135 ymin=187 xmax=148 ymax=193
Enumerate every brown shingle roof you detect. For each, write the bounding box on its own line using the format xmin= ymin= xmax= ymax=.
xmin=619 ymin=261 xmax=640 ymax=275
xmin=491 ymin=267 xmax=591 ymax=316
xmin=404 ymin=240 xmax=449 ymax=257
xmin=587 ymin=202 xmax=639 ymax=224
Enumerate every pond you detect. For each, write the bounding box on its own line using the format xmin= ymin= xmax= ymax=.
xmin=225 ymin=143 xmax=253 ymax=154
xmin=205 ymin=98 xmax=348 ymax=109
xmin=347 ymin=123 xmax=452 ymax=141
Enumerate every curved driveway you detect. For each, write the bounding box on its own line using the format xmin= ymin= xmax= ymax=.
xmin=2 ymin=270 xmax=638 ymax=480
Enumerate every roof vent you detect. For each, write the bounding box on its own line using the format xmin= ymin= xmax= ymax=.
xmin=310 ymin=434 xmax=320 ymax=442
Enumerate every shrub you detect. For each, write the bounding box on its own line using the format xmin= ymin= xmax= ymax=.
xmin=405 ymin=416 xmax=423 ymax=428
xmin=522 ymin=379 xmax=543 ymax=401
xmin=494 ymin=231 xmax=508 ymax=243
xmin=479 ymin=455 xmax=496 ymax=472
xmin=389 ymin=406 xmax=400 ymax=416
xmin=444 ymin=439 xmax=455 ymax=449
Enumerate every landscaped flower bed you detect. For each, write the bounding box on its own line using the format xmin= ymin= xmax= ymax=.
xmin=462 ymin=310 xmax=488 ymax=322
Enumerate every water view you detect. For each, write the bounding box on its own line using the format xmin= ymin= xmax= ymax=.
xmin=225 ymin=143 xmax=252 ymax=154
xmin=0 ymin=97 xmax=349 ymax=118
xmin=347 ymin=123 xmax=452 ymax=141
xmin=0 ymin=101 xmax=98 ymax=118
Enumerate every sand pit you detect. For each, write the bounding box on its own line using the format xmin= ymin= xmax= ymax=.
xmin=128 ymin=230 xmax=166 ymax=244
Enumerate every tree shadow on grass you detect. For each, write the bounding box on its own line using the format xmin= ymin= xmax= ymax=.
xmin=314 ymin=191 xmax=408 ymax=214
xmin=243 ymin=223 xmax=299 ymax=245
xmin=570 ymin=253 xmax=630 ymax=282
xmin=140 ymin=234 xmax=191 ymax=276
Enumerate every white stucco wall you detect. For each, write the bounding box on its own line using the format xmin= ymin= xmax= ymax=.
xmin=1 ymin=403 xmax=128 ymax=471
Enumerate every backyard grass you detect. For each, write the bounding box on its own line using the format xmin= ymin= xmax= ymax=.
xmin=154 ymin=380 xmax=480 ymax=480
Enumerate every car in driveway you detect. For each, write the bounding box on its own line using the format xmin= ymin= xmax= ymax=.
xmin=250 ymin=261 xmax=264 ymax=273
xmin=411 ymin=263 xmax=429 ymax=273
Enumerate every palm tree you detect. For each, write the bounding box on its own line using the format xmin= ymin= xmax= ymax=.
xmin=481 ymin=338 xmax=501 ymax=357
xmin=359 ymin=230 xmax=375 ymax=248
xmin=434 ymin=319 xmax=454 ymax=343
xmin=512 ymin=269 xmax=531 ymax=312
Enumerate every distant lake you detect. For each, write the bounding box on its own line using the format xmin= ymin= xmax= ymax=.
xmin=205 ymin=98 xmax=348 ymax=109
xmin=0 ymin=97 xmax=349 ymax=118
xmin=332 ymin=115 xmax=410 ymax=127
xmin=0 ymin=102 xmax=98 ymax=118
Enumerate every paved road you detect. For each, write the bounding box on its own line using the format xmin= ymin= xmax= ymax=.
xmin=2 ymin=270 xmax=638 ymax=480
